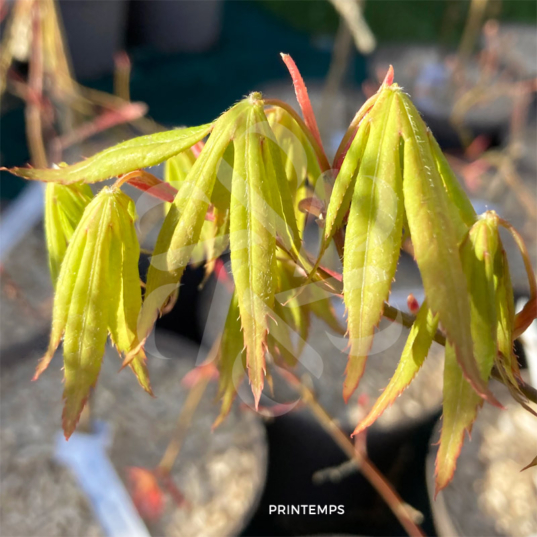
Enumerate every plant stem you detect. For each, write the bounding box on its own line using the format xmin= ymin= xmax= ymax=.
xmin=156 ymin=338 xmax=221 ymax=476
xmin=283 ymin=371 xmax=426 ymax=537
xmin=26 ymin=3 xmax=47 ymax=168
xmin=458 ymin=0 xmax=490 ymax=61
xmin=157 ymin=374 xmax=210 ymax=475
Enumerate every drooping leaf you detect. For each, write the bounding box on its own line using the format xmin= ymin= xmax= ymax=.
xmin=428 ymin=133 xmax=476 ymax=240
xmin=497 ymin=218 xmax=537 ymax=339
xmin=164 ymin=149 xmax=196 ymax=189
xmin=34 ymin=196 xmax=104 ymax=381
xmin=267 ymin=106 xmax=322 ymax=192
xmin=107 ymin=193 xmax=152 ymax=395
xmin=353 ymin=301 xmax=439 ymax=435
xmin=9 ymin=123 xmax=212 ymax=184
xmin=164 ymin=149 xmax=196 ymax=212
xmin=44 ymin=182 xmax=93 ymax=286
xmin=342 ymin=88 xmax=404 ymax=401
xmin=323 ymin=107 xmax=373 ymax=245
xmin=268 ymin=259 xmax=310 ymax=367
xmin=397 ymin=91 xmax=499 ymax=406
xmin=259 ymin=114 xmax=302 ymax=257
xmin=202 ymin=144 xmax=234 ymax=281
xmin=435 ymin=342 xmax=482 ymax=494
xmin=436 ymin=216 xmax=500 ymax=493
xmin=37 ymin=187 xmax=153 ymax=437
xmin=229 ymin=98 xmax=277 ymax=407
xmin=60 ymin=188 xmax=117 ymax=438
xmin=495 ymin=246 xmax=520 ymax=386
xmin=139 ymin=103 xmax=248 ymax=343
xmin=214 ymin=292 xmax=246 ymax=428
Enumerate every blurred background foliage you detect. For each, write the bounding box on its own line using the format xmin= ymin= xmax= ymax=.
xmin=2 ymin=0 xmax=536 ymax=199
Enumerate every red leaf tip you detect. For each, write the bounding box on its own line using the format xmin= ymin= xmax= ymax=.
xmin=382 ymin=65 xmax=394 ymax=87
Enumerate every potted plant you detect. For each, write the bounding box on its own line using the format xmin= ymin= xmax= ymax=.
xmin=4 ymin=49 xmax=537 ymax=537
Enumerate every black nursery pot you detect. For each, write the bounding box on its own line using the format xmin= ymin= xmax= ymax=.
xmin=139 ymin=252 xmax=206 ymax=345
xmin=58 ymin=0 xmax=128 ymax=80
xmin=244 ymin=409 xmax=438 ymax=537
xmin=128 ymin=0 xmax=223 ymax=53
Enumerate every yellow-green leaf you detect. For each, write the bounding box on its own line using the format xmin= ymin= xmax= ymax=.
xmin=343 ymin=89 xmax=404 ymax=401
xmin=140 ymin=104 xmax=247 ymax=342
xmin=353 ymin=301 xmax=438 ymax=435
xmin=164 ymin=149 xmax=196 ymax=213
xmin=435 ymin=342 xmax=482 ymax=494
xmin=10 ymin=124 xmax=212 ymax=184
xmin=436 ymin=216 xmax=500 ymax=493
xmin=323 ymin=111 xmax=372 ymax=246
xmin=269 ymin=260 xmax=310 ymax=367
xmin=397 ymin=91 xmax=498 ymax=406
xmin=107 ymin=192 xmax=152 ymax=395
xmin=495 ymin=247 xmax=520 ymax=385
xmin=215 ymin=292 xmax=246 ymax=427
xmin=60 ymin=188 xmax=118 ymax=438
xmin=202 ymin=144 xmax=233 ymax=280
xmin=44 ymin=182 xmax=93 ymax=286
xmin=35 ymin=194 xmax=105 ymax=380
xmin=230 ymin=100 xmax=277 ymax=407
xmin=256 ymin=107 xmax=302 ymax=256
xmin=429 ymin=133 xmax=476 ymax=240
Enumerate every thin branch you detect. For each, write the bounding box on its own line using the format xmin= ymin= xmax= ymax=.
xmin=26 ymin=3 xmax=47 ymax=168
xmin=282 ymin=370 xmax=426 ymax=537
xmin=156 ymin=374 xmax=210 ymax=475
xmin=156 ymin=338 xmax=221 ymax=475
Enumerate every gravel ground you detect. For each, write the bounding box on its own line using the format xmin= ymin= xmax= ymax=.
xmin=0 ymin=333 xmax=267 ymax=537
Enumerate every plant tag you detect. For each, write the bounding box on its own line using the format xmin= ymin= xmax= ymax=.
xmin=54 ymin=421 xmax=150 ymax=537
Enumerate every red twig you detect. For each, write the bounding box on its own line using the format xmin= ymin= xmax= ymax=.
xmin=115 ymin=170 xmax=178 ymax=203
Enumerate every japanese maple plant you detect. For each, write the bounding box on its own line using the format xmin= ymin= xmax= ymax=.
xmin=7 ymin=55 xmax=537 ymax=499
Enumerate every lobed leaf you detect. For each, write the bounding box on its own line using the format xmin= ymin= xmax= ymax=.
xmin=429 ymin=133 xmax=476 ymax=241
xmin=61 ymin=189 xmax=117 ymax=438
xmin=323 ymin=106 xmax=374 ymax=245
xmin=9 ymin=123 xmax=212 ymax=184
xmin=215 ymin=292 xmax=246 ymax=428
xmin=164 ymin=149 xmax=196 ymax=212
xmin=435 ymin=342 xmax=483 ymax=494
xmin=44 ymin=182 xmax=93 ymax=286
xmin=436 ymin=216 xmax=500 ymax=493
xmin=342 ymin=88 xmax=404 ymax=401
xmin=397 ymin=91 xmax=499 ymax=406
xmin=495 ymin=248 xmax=519 ymax=379
xmin=229 ymin=99 xmax=278 ymax=407
xmin=35 ymin=195 xmax=106 ymax=380
xmin=140 ymin=103 xmax=247 ymax=343
xmin=353 ymin=301 xmax=439 ymax=435
xmin=268 ymin=260 xmax=310 ymax=366
xmin=202 ymin=145 xmax=234 ymax=281
xmin=107 ymin=193 xmax=152 ymax=395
